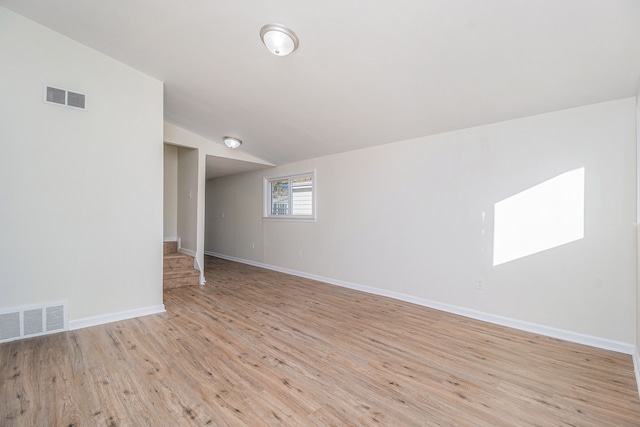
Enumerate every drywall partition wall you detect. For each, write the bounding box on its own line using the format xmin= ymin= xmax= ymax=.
xmin=164 ymin=122 xmax=273 ymax=274
xmin=0 ymin=7 xmax=164 ymax=324
xmin=176 ymin=147 xmax=198 ymax=255
xmin=205 ymin=172 xmax=265 ymax=261
xmin=636 ymin=84 xmax=640 ymax=382
xmin=206 ymin=176 xmax=233 ymax=257
xmin=164 ymin=144 xmax=178 ymax=240
xmin=636 ymin=222 xmax=640 ymax=388
xmin=207 ymin=98 xmax=637 ymax=347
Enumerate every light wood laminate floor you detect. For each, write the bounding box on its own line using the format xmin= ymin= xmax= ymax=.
xmin=2 ymin=256 xmax=640 ymax=426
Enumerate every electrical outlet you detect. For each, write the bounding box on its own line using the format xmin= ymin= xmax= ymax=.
xmin=251 ymin=242 xmax=255 ymax=250
xmin=298 ymin=250 xmax=303 ymax=258
xmin=476 ymin=279 xmax=485 ymax=290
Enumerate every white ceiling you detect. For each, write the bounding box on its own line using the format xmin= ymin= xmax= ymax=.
xmin=205 ymin=155 xmax=269 ymax=180
xmin=2 ymin=1 xmax=640 ymax=172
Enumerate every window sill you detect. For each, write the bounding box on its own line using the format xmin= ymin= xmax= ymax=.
xmin=262 ymin=216 xmax=317 ymax=223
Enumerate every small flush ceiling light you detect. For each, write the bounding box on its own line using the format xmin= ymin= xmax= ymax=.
xmin=260 ymin=23 xmax=299 ymax=56
xmin=223 ymin=136 xmax=242 ymax=149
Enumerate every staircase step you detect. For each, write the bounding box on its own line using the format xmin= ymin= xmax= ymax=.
xmin=164 ymin=241 xmax=178 ymax=255
xmin=163 ymin=269 xmax=200 ymax=280
xmin=162 ymin=248 xmax=200 ymax=289
xmin=163 ymin=252 xmax=194 ymax=271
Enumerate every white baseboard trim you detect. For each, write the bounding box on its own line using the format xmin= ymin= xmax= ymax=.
xmin=206 ymin=251 xmax=635 ymax=355
xmin=194 ymin=255 xmax=206 ymax=285
xmin=163 ymin=237 xmax=178 ymax=242
xmin=69 ymin=304 xmax=165 ymax=331
xmin=178 ymin=248 xmax=203 ymax=283
xmin=179 ymin=248 xmax=197 ymax=257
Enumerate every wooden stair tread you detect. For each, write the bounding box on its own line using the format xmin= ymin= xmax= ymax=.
xmin=163 ymin=242 xmax=200 ymax=288
xmin=163 ymin=241 xmax=178 ymax=255
xmin=163 ymin=269 xmax=200 ymax=279
xmin=163 ymin=252 xmax=192 ymax=259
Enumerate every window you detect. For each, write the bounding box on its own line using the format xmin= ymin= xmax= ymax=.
xmin=264 ymin=171 xmax=315 ymax=220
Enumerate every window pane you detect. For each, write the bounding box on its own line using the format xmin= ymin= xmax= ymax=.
xmin=292 ymin=176 xmax=313 ymax=215
xmin=265 ymin=172 xmax=315 ymax=219
xmin=271 ymin=179 xmax=289 ymax=215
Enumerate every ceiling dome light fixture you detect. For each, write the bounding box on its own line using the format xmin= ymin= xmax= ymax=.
xmin=260 ymin=23 xmax=299 ymax=56
xmin=223 ymin=136 xmax=242 ymax=149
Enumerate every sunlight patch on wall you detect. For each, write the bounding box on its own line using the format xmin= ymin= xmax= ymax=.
xmin=493 ymin=168 xmax=585 ymax=266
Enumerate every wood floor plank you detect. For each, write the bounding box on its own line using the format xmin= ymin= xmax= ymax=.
xmin=2 ymin=255 xmax=640 ymax=426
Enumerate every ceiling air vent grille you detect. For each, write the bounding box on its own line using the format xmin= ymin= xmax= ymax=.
xmin=0 ymin=301 xmax=68 ymax=343
xmin=44 ymin=85 xmax=87 ymax=110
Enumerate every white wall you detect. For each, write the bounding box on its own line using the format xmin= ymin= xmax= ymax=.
xmin=176 ymin=147 xmax=198 ymax=253
xmin=164 ymin=122 xmax=272 ymax=273
xmin=636 ymin=83 xmax=640 ymax=378
xmin=205 ymin=174 xmax=264 ymax=261
xmin=164 ymin=144 xmax=178 ymax=240
xmin=0 ymin=8 xmax=164 ymax=323
xmin=207 ymin=98 xmax=637 ymax=347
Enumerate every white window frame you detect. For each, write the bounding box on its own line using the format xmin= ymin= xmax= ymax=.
xmin=263 ymin=170 xmax=316 ymax=222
